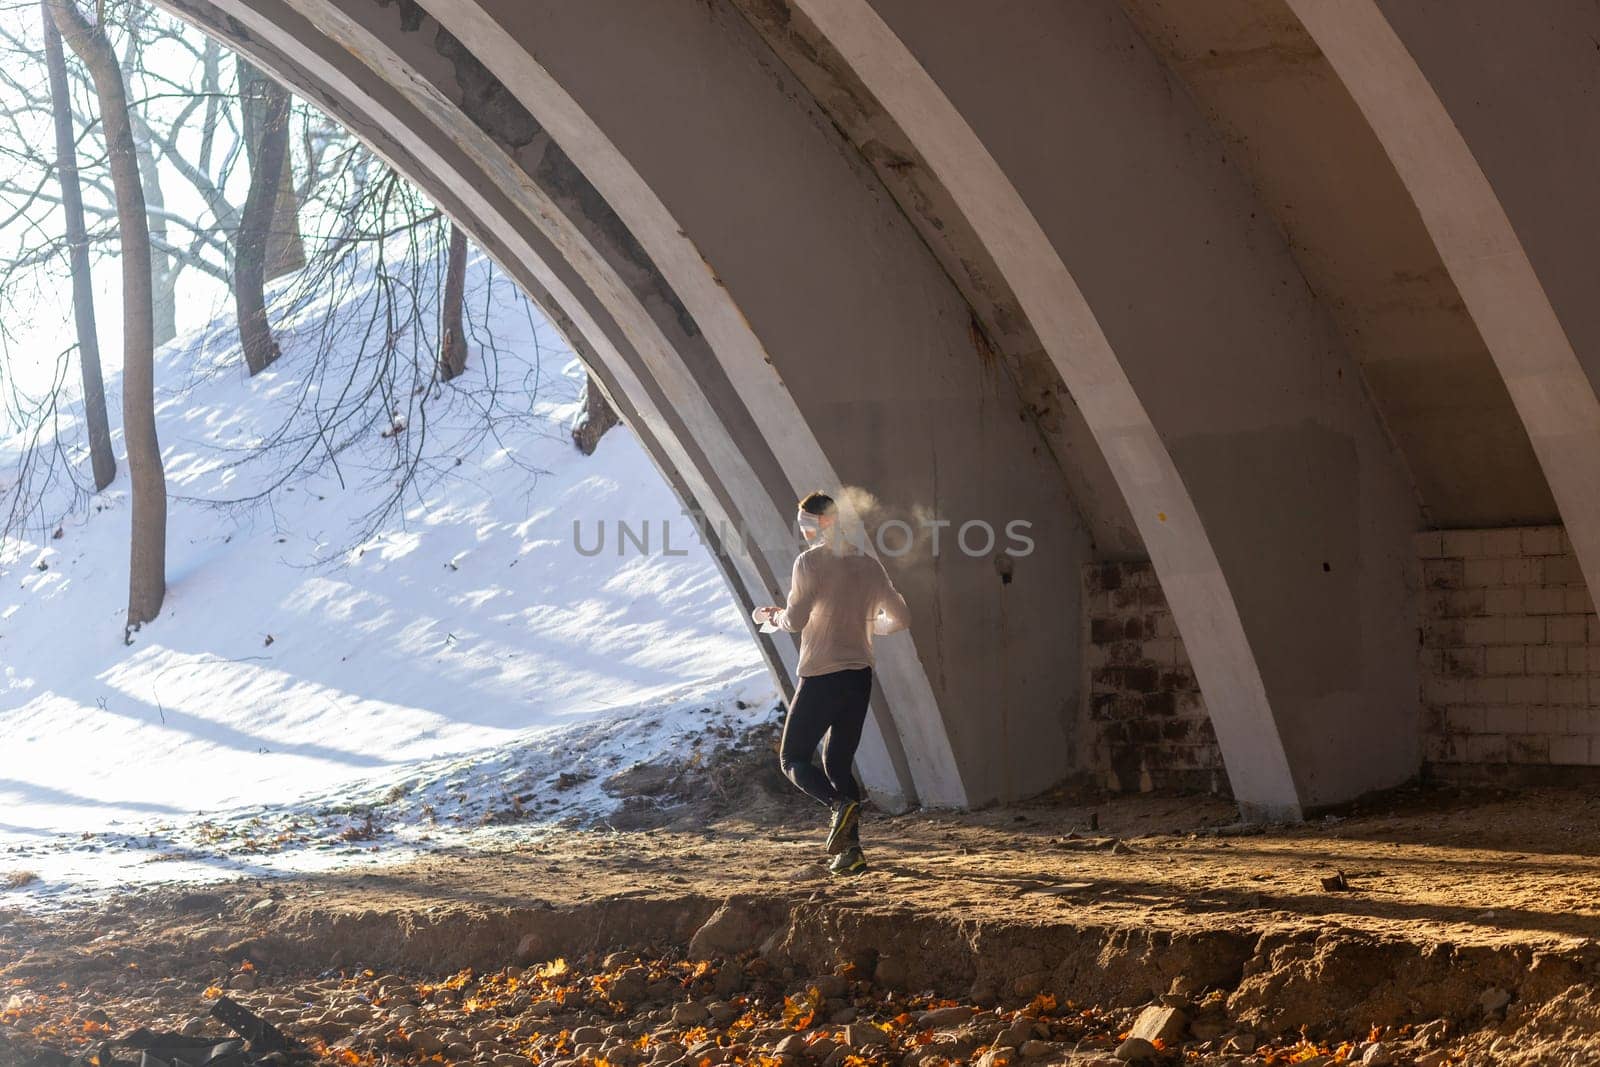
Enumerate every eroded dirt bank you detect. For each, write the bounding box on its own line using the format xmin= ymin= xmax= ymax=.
xmin=8 ymin=788 xmax=1600 ymax=1064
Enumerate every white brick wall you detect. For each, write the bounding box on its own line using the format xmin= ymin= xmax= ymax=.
xmin=1420 ymin=525 xmax=1600 ymax=768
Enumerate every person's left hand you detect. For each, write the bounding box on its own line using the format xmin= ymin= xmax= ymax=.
xmin=751 ymin=605 xmax=779 ymax=624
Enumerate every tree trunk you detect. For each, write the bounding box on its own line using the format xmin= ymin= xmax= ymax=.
xmin=48 ymin=0 xmax=166 ymax=635
xmin=41 ymin=0 xmax=114 ymax=491
xmin=235 ymin=60 xmax=291 ymax=376
xmin=438 ymin=224 xmax=469 ymax=381
xmin=132 ymin=122 xmax=178 ymax=347
xmin=267 ymin=145 xmax=305 ymax=281
xmin=240 ymin=59 xmax=303 ymax=283
xmin=122 ymin=10 xmax=177 ymax=349
xmin=571 ymin=373 xmax=620 ymax=455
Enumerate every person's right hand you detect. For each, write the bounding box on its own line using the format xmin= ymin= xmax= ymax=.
xmin=751 ymin=605 xmax=779 ymax=624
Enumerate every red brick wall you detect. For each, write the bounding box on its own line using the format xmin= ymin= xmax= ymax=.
xmin=1081 ymin=561 xmax=1226 ymax=795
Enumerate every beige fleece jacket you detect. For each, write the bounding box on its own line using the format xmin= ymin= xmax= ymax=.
xmin=775 ymin=541 xmax=910 ymax=677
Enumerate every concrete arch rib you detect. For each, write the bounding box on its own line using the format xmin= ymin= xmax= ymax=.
xmin=251 ymin=0 xmax=918 ymax=811
xmin=1287 ymin=0 xmax=1600 ymax=610
xmin=786 ymin=0 xmax=1303 ymax=819
xmin=404 ymin=0 xmax=1103 ymax=811
xmin=157 ymin=0 xmax=916 ymax=808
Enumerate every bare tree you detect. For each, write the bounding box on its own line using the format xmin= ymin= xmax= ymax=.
xmin=438 ymin=222 xmax=468 ymax=381
xmin=41 ymin=0 xmax=114 ymax=490
xmin=3 ymin=17 xmax=562 ymax=579
xmin=235 ymin=58 xmax=289 ymax=376
xmin=119 ymin=3 xmax=176 ymax=347
xmin=238 ymin=57 xmax=303 ymax=282
xmin=47 ymin=0 xmax=166 ymax=636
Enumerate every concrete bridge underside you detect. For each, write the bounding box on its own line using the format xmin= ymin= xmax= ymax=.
xmin=151 ymin=0 xmax=1600 ymax=821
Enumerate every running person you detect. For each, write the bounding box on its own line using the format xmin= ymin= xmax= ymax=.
xmin=753 ymin=492 xmax=910 ymax=876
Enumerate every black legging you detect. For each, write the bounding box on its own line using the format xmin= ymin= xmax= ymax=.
xmin=779 ymin=667 xmax=873 ymax=807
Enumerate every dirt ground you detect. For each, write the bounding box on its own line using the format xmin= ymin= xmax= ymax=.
xmin=9 ymin=784 xmax=1600 ymax=1065
xmin=109 ymin=781 xmax=1599 ymax=948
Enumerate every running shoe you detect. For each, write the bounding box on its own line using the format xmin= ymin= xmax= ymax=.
xmin=825 ymin=799 xmax=861 ymax=855
xmin=828 ymin=845 xmax=868 ymax=877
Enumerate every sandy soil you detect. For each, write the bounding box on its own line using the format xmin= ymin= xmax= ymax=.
xmin=8 ymin=784 xmax=1600 ymax=1066
xmin=185 ymin=783 xmax=1600 ymax=950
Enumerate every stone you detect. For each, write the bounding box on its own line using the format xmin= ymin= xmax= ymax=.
xmin=1128 ymin=1005 xmax=1186 ymax=1045
xmin=612 ymin=966 xmax=651 ymax=1004
xmin=1010 ymin=973 xmax=1047 ymax=999
xmin=1414 ymin=1019 xmax=1449 ymax=1047
xmin=828 ymin=1007 xmax=856 ymax=1025
xmin=1018 ymin=1040 xmax=1053 ymax=1058
xmin=996 ymin=1017 xmax=1035 ymax=1048
xmin=917 ymin=1006 xmax=975 ymax=1029
xmin=671 ymin=1002 xmax=709 ymax=1026
xmin=572 ymin=1027 xmax=605 ymax=1046
xmin=410 ymin=1031 xmax=445 ymax=1054
xmin=845 ymin=1024 xmax=890 ymax=1048
xmin=975 ymin=1049 xmax=1011 ymax=1067
xmin=708 ymin=1002 xmax=741 ymax=1025
xmin=515 ymin=935 xmax=545 ymax=963
xmin=1359 ymin=1043 xmax=1392 ymax=1066
xmin=228 ymin=972 xmax=258 ymax=992
xmin=810 ymin=975 xmax=849 ymax=999
xmin=1223 ymin=1033 xmax=1256 ymax=1053
xmin=652 ymin=1043 xmax=687 ymax=1063
xmin=1416 ymin=1052 xmax=1452 ymax=1067
xmin=1114 ymin=1037 xmax=1158 ymax=1063
xmin=966 ymin=1022 xmax=1005 ymax=1047
xmin=774 ymin=1034 xmax=808 ymax=1057
xmin=494 ymin=1056 xmax=534 ymax=1067
xmin=690 ymin=900 xmax=774 ymax=961
xmin=874 ymin=957 xmax=908 ymax=989
xmin=713 ymin=961 xmax=747 ymax=997
xmin=1479 ymin=987 xmax=1512 ymax=1016
xmin=604 ymin=951 xmax=640 ymax=970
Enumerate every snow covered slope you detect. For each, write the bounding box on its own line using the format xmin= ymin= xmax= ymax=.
xmin=0 ymin=249 xmax=773 ymax=901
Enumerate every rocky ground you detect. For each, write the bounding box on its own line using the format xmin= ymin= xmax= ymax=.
xmin=8 ymin=784 xmax=1600 ymax=1065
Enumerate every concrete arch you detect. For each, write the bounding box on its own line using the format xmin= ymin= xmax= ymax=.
xmin=742 ymin=0 xmax=1424 ymax=818
xmin=159 ymin=0 xmax=922 ymax=806
xmin=1285 ymin=0 xmax=1600 ymax=615
xmin=327 ymin=0 xmax=1120 ymax=810
xmin=156 ymin=0 xmax=1120 ymax=812
xmin=778 ymin=0 xmax=1300 ymax=819
xmin=393 ymin=0 xmax=1006 ymax=808
xmin=252 ymin=0 xmax=945 ymax=808
xmin=137 ymin=0 xmax=1549 ymax=821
